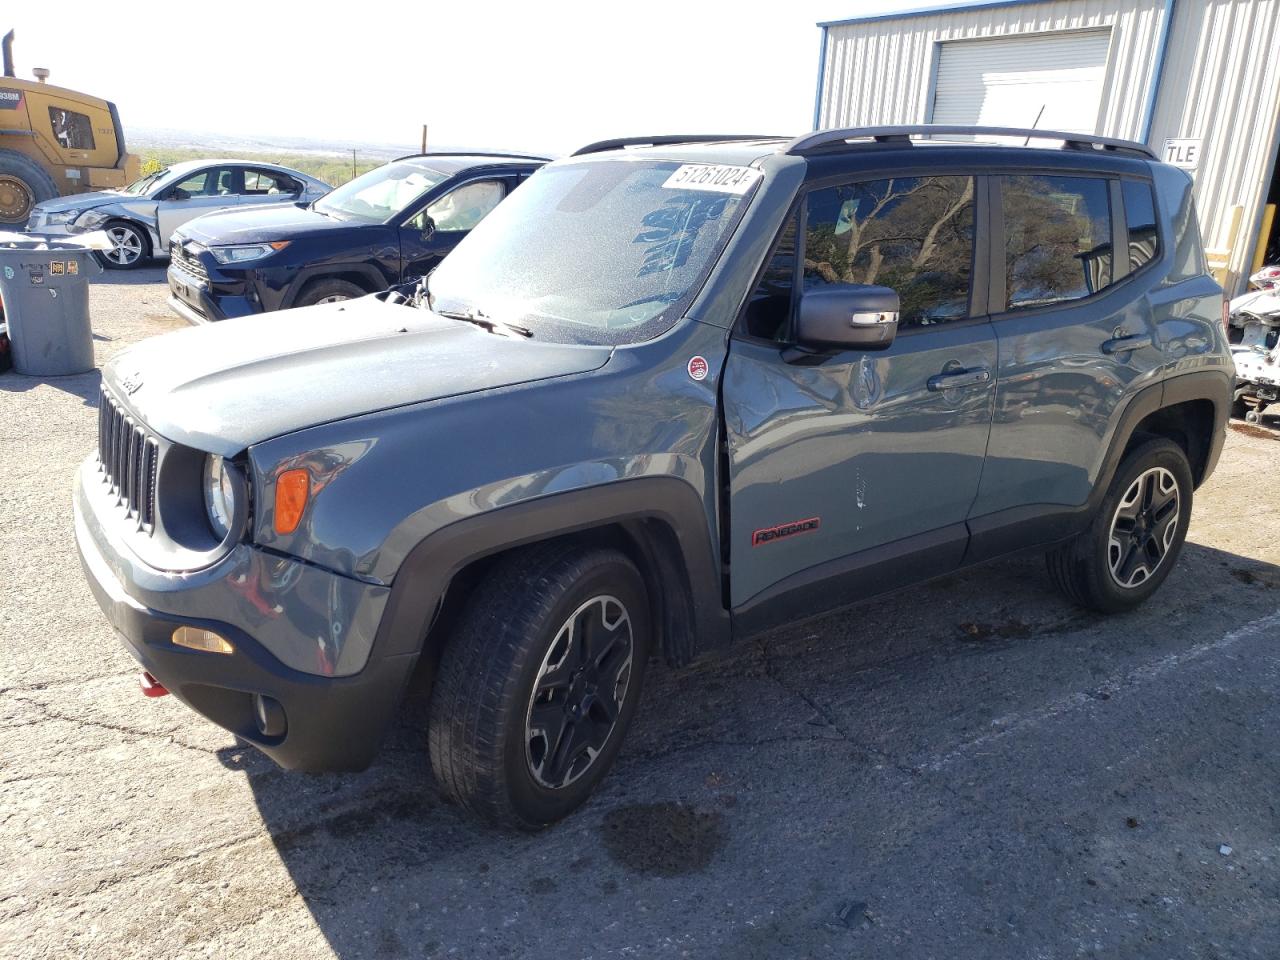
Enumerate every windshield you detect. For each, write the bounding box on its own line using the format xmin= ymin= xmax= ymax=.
xmin=313 ymin=159 xmax=447 ymax=223
xmin=120 ymin=168 xmax=169 ymax=196
xmin=427 ymin=160 xmax=759 ymax=344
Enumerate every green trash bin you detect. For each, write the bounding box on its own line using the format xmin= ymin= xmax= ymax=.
xmin=0 ymin=239 xmax=103 ymax=376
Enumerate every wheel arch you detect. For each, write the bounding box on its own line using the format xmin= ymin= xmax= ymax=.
xmin=282 ymin=263 xmax=389 ymax=308
xmin=1117 ymin=370 xmax=1232 ymax=491
xmin=372 ymin=478 xmax=730 ymax=688
xmin=102 ymin=216 xmax=155 ymax=257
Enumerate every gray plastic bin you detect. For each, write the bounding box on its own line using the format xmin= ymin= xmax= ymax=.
xmin=0 ymin=240 xmax=103 ymax=376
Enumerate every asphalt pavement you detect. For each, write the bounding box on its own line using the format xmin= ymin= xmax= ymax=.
xmin=2 ymin=266 xmax=1278 ymax=959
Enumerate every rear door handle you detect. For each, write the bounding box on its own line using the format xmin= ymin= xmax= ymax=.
xmin=927 ymin=367 xmax=991 ymax=391
xmin=1102 ymin=334 xmax=1153 ymax=354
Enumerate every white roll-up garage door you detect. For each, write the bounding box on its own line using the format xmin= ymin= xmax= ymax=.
xmin=930 ymin=30 xmax=1112 ymax=134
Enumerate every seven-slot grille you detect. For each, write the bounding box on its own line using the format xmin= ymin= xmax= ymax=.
xmin=169 ymin=241 xmax=208 ymax=281
xmin=98 ymin=386 xmax=159 ymax=531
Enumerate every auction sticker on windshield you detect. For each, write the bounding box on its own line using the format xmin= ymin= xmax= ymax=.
xmin=663 ymin=164 xmax=760 ymax=194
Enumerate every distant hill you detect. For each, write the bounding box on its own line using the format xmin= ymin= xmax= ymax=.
xmin=128 ymin=127 xmax=552 ymax=186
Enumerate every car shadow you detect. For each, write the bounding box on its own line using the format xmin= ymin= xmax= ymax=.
xmin=91 ymin=263 xmax=168 ymax=285
xmin=225 ymin=540 xmax=1280 ymax=958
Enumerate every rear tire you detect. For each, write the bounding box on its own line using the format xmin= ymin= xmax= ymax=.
xmin=293 ymin=277 xmax=367 ymax=307
xmin=428 ymin=543 xmax=651 ymax=830
xmin=0 ymin=149 xmax=58 ymax=224
xmin=1046 ymin=437 xmax=1193 ymax=613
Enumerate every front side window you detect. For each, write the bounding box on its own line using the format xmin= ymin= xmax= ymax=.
xmin=170 ymin=170 xmax=214 ymax=199
xmin=803 ymin=175 xmax=975 ymax=328
xmin=425 ymin=180 xmax=506 ymax=232
xmin=49 ymin=107 xmax=95 ymax=150
xmin=1002 ymin=175 xmax=1113 ymax=311
xmin=742 ymin=212 xmax=799 ymax=340
xmin=427 ymin=160 xmax=758 ymax=345
xmin=314 ymin=160 xmax=448 ymax=224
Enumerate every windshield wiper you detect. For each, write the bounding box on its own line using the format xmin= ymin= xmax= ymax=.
xmin=434 ymin=305 xmax=534 ymax=339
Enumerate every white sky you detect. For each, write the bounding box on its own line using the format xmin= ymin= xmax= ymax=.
xmin=6 ymin=0 xmax=920 ymax=154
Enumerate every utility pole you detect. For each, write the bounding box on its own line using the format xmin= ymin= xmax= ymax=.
xmin=351 ymin=148 xmax=357 ymax=180
xmin=421 ymin=124 xmax=428 ymax=154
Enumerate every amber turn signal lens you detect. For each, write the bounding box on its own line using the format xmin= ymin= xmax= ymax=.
xmin=172 ymin=627 xmax=234 ymax=655
xmin=274 ymin=468 xmax=310 ymax=535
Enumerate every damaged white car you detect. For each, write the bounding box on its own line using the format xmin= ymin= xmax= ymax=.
xmin=1228 ymin=265 xmax=1280 ymax=422
xmin=25 ymin=159 xmax=330 ymax=269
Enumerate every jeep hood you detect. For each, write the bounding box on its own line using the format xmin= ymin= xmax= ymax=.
xmin=104 ymin=298 xmax=613 ymax=455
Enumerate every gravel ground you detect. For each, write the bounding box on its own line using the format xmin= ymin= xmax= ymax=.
xmin=2 ymin=267 xmax=1279 ymax=959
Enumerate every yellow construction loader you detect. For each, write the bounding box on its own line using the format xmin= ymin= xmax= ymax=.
xmin=0 ymin=29 xmax=140 ymax=224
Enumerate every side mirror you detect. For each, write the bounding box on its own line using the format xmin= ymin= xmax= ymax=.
xmin=795 ymin=284 xmax=899 ymax=351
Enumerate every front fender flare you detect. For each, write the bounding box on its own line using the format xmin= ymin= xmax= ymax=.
xmin=370 ymin=476 xmax=730 ymax=665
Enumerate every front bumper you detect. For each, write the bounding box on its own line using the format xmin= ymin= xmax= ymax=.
xmin=167 ymin=258 xmax=275 ymax=325
xmin=24 ymin=218 xmax=75 ymax=236
xmin=73 ymin=465 xmax=418 ymax=772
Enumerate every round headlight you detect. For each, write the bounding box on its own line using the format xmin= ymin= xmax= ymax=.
xmin=203 ymin=455 xmax=237 ymax=539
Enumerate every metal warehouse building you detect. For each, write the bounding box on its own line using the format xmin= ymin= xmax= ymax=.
xmin=812 ymin=0 xmax=1280 ymax=293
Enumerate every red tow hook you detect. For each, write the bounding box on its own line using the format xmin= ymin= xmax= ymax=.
xmin=139 ymin=671 xmax=170 ymax=698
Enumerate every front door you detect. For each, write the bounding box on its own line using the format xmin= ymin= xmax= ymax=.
xmin=155 ymin=166 xmax=238 ymax=243
xmin=399 ymin=178 xmax=509 ymax=281
xmin=723 ymin=173 xmax=996 ymax=612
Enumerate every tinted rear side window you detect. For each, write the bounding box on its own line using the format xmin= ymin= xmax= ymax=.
xmin=1168 ymin=192 xmax=1208 ymax=283
xmin=802 ymin=175 xmax=975 ymax=328
xmin=1122 ymin=180 xmax=1159 ymax=272
xmin=1001 ymin=175 xmax=1112 ymax=311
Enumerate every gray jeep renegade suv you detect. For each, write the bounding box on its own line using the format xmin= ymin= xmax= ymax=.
xmin=75 ymin=127 xmax=1231 ymax=829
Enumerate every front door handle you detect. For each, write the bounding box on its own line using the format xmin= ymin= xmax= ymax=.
xmin=927 ymin=367 xmax=991 ymax=391
xmin=1102 ymin=333 xmax=1153 ymax=354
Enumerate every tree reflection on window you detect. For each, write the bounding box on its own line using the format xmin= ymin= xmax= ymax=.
xmin=803 ymin=176 xmax=975 ymax=328
xmin=1002 ymin=175 xmax=1113 ymax=310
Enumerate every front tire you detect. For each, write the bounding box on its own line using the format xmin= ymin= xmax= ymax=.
xmin=1046 ymin=437 xmax=1193 ymax=613
xmin=428 ymin=544 xmax=651 ymax=830
xmin=293 ymin=277 xmax=367 ymax=307
xmin=99 ymin=220 xmax=151 ymax=270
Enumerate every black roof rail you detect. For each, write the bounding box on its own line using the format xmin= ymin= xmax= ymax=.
xmin=785 ymin=125 xmax=1156 ymax=160
xmin=391 ymin=151 xmax=552 ymax=163
xmin=572 ymin=134 xmax=786 ymax=157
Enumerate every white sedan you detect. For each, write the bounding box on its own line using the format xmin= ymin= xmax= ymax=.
xmin=25 ymin=159 xmax=331 ymax=269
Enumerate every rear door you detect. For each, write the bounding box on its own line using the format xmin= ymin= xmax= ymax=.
xmin=966 ymin=170 xmax=1165 ymax=554
xmin=723 ymin=172 xmax=997 ymax=613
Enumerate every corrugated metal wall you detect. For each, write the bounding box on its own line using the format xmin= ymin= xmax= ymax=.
xmin=817 ymin=0 xmax=1165 ymax=138
xmin=816 ymin=0 xmax=1280 ymax=291
xmin=1148 ymin=0 xmax=1280 ymax=288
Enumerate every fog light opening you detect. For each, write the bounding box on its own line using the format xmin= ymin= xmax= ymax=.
xmin=171 ymin=626 xmax=235 ymax=655
xmin=253 ymin=694 xmax=287 ymax=738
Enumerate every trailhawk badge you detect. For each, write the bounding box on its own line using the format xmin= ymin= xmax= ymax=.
xmin=687 ymin=356 xmax=709 ymax=381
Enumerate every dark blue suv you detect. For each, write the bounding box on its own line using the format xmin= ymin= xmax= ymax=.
xmin=166 ymin=152 xmax=546 ymax=323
